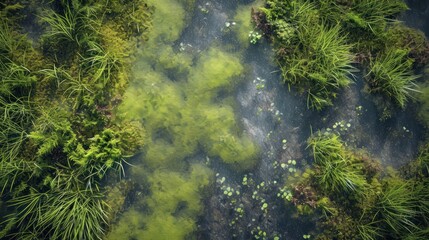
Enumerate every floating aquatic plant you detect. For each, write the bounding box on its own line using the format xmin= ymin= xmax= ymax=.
xmin=249 ymin=30 xmax=262 ymax=44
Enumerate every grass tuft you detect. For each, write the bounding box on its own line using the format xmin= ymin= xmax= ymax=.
xmin=367 ymin=48 xmax=420 ymax=108
xmin=376 ymin=180 xmax=419 ymax=234
xmin=8 ymin=189 xmax=108 ymax=240
xmin=307 ymin=132 xmax=367 ymax=193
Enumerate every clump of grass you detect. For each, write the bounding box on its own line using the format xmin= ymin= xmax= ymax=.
xmin=0 ymin=113 xmax=28 ymax=160
xmin=285 ymin=23 xmax=355 ymax=110
xmin=315 ymin=157 xmax=367 ymax=194
xmin=0 ymin=64 xmax=34 ymax=162
xmin=357 ymin=221 xmax=383 ymax=240
xmin=416 ymin=144 xmax=429 ymax=177
xmin=40 ymin=6 xmax=80 ymax=44
xmin=39 ymin=1 xmax=102 ymax=63
xmin=375 ymin=180 xmax=419 ymax=234
xmin=307 ymin=132 xmax=367 ymax=194
xmin=81 ymin=40 xmax=120 ymax=87
xmin=40 ymin=1 xmax=98 ymax=47
xmin=404 ymin=227 xmax=429 ymax=240
xmin=259 ymin=0 xmax=355 ymax=110
xmin=307 ymin=132 xmax=345 ymax=162
xmin=345 ymin=0 xmax=408 ymax=35
xmin=0 ymin=159 xmax=40 ymax=196
xmin=40 ymin=66 xmax=93 ymax=110
xmin=413 ymin=180 xmax=429 ymax=225
xmin=0 ymin=19 xmax=24 ymax=56
xmin=366 ymin=48 xmax=420 ymax=108
xmin=0 ymin=62 xmax=36 ymax=96
xmin=8 ymin=189 xmax=108 ymax=240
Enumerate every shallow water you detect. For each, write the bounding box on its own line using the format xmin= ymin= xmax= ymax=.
xmin=108 ymin=0 xmax=427 ymax=239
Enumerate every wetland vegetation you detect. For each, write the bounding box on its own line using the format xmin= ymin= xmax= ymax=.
xmin=1 ymin=0 xmax=429 ymax=239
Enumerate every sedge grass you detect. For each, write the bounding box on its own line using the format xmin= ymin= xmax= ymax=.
xmin=0 ymin=119 xmax=27 ymax=161
xmin=307 ymin=132 xmax=345 ymax=163
xmin=376 ymin=180 xmax=419 ymax=234
xmin=315 ymin=159 xmax=367 ymax=194
xmin=8 ymin=189 xmax=108 ymax=240
xmin=416 ymin=144 xmax=429 ymax=176
xmin=81 ymin=40 xmax=119 ymax=87
xmin=0 ymin=60 xmax=35 ymax=101
xmin=307 ymin=132 xmax=367 ymax=194
xmin=281 ymin=21 xmax=355 ymax=110
xmin=347 ymin=0 xmax=408 ymax=34
xmin=40 ymin=1 xmax=100 ymax=47
xmin=261 ymin=0 xmax=355 ymax=110
xmin=414 ymin=180 xmax=429 ymax=224
xmin=367 ymin=48 xmax=420 ymax=108
xmin=0 ymin=159 xmax=40 ymax=196
xmin=0 ymin=19 xmax=22 ymax=56
xmin=404 ymin=227 xmax=429 ymax=240
xmin=313 ymin=0 xmax=408 ymax=36
xmin=40 ymin=190 xmax=108 ymax=240
xmin=357 ymin=221 xmax=383 ymax=240
xmin=40 ymin=5 xmax=80 ymax=45
xmin=40 ymin=66 xmax=93 ymax=109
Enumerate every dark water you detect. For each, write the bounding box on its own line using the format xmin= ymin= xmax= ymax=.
xmin=404 ymin=0 xmax=429 ymax=37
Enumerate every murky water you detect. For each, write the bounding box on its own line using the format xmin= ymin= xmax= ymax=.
xmin=107 ymin=0 xmax=427 ymax=239
xmin=403 ymin=0 xmax=429 ymax=37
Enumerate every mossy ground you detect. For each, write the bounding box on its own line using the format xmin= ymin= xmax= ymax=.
xmin=0 ymin=0 xmax=150 ymax=239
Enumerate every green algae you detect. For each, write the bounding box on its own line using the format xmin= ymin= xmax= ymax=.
xmin=233 ymin=1 xmax=264 ymax=47
xmin=143 ymin=0 xmax=189 ymax=45
xmin=118 ymin=46 xmax=259 ymax=170
xmin=187 ymin=49 xmax=244 ymax=99
xmin=109 ymin=0 xmax=260 ymax=238
xmin=106 ymin=164 xmax=213 ymax=240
